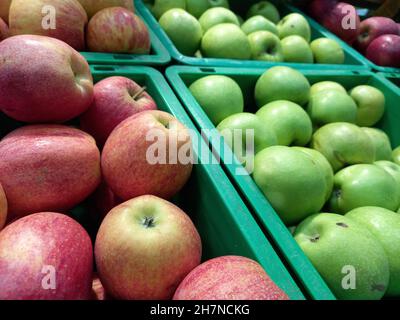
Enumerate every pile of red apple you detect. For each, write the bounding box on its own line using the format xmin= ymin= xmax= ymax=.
xmin=0 ymin=0 xmax=151 ymax=54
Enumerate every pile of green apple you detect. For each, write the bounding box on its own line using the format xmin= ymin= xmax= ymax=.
xmin=148 ymin=0 xmax=345 ymax=64
xmin=189 ymin=66 xmax=400 ymax=300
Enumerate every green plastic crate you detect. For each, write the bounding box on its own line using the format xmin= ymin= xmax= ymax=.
xmin=378 ymin=72 xmax=400 ymax=89
xmin=136 ymin=0 xmax=368 ymax=71
xmin=166 ymin=65 xmax=400 ymax=300
xmin=79 ymin=12 xmax=170 ymax=66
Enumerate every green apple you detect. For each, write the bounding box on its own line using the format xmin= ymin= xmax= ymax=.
xmin=145 ymin=0 xmax=186 ymax=19
xmin=349 ymin=85 xmax=386 ymax=127
xmin=241 ymin=15 xmax=278 ymax=35
xmin=217 ymin=112 xmax=278 ymax=165
xmin=255 ymin=66 xmax=310 ymax=107
xmin=374 ymin=160 xmax=400 ymax=205
xmin=186 ymin=0 xmax=229 ymax=19
xmin=247 ymin=31 xmax=283 ymax=62
xmin=189 ymin=75 xmax=244 ymax=125
xmin=310 ymin=38 xmax=345 ymax=65
xmin=277 ymin=13 xmax=311 ymax=42
xmin=311 ymin=123 xmax=375 ymax=172
xmin=159 ymin=9 xmax=203 ymax=56
xmin=246 ymin=1 xmax=280 ymax=24
xmin=310 ymin=81 xmax=347 ymax=97
xmin=329 ymin=164 xmax=400 ymax=214
xmin=236 ymin=14 xmax=244 ymax=26
xmin=393 ymin=146 xmax=400 ymax=165
xmin=201 ymin=23 xmax=251 ymax=60
xmin=293 ymin=147 xmax=334 ymax=201
xmin=256 ymin=100 xmax=312 ymax=146
xmin=294 ymin=213 xmax=390 ymax=300
xmin=362 ymin=128 xmax=392 ymax=161
xmin=199 ymin=7 xmax=239 ymax=32
xmin=253 ymin=146 xmax=328 ymax=226
xmin=281 ymin=35 xmax=313 ymax=63
xmin=307 ymin=90 xmax=357 ymax=127
xmin=346 ymin=206 xmax=400 ymax=297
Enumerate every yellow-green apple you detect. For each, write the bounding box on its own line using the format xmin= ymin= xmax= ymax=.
xmin=0 ymin=125 xmax=101 ymax=220
xmin=87 ymin=8 xmax=150 ymax=54
xmin=293 ymin=147 xmax=334 ymax=201
xmin=0 ymin=0 xmax=11 ymax=23
xmin=311 ymin=123 xmax=375 ymax=172
xmin=346 ymin=207 xmax=400 ymax=297
xmin=217 ymin=113 xmax=278 ymax=165
xmin=355 ymin=17 xmax=399 ymax=53
xmin=199 ymin=7 xmax=239 ymax=32
xmin=307 ymin=90 xmax=357 ymax=126
xmin=277 ymin=13 xmax=311 ymax=42
xmin=189 ymin=75 xmax=244 ymax=125
xmin=159 ymin=9 xmax=203 ymax=56
xmin=80 ymin=76 xmax=157 ymax=147
xmin=393 ymin=147 xmax=400 ymax=165
xmin=9 ymin=0 xmax=88 ymax=50
xmin=362 ymin=128 xmax=392 ymax=161
xmin=0 ymin=35 xmax=94 ymax=123
xmin=77 ymin=0 xmax=134 ymax=18
xmin=248 ymin=31 xmax=283 ymax=62
xmin=281 ymin=35 xmax=313 ymax=63
xmin=329 ymin=164 xmax=400 ymax=213
xmin=186 ymin=0 xmax=229 ymax=19
xmin=256 ymin=100 xmax=312 ymax=146
xmin=366 ymin=34 xmax=400 ymax=68
xmin=294 ymin=213 xmax=389 ymax=300
xmin=0 ymin=183 xmax=7 ymax=230
xmin=0 ymin=212 xmax=93 ymax=300
xmin=246 ymin=1 xmax=280 ymax=24
xmin=255 ymin=66 xmax=311 ymax=107
xmin=101 ymin=111 xmax=193 ymax=200
xmin=253 ymin=146 xmax=328 ymax=225
xmin=144 ymin=0 xmax=186 ymax=19
xmin=95 ymin=195 xmax=202 ymax=300
xmin=0 ymin=17 xmax=9 ymax=41
xmin=173 ymin=256 xmax=289 ymax=300
xmin=349 ymin=85 xmax=385 ymax=127
xmin=311 ymin=38 xmax=345 ymax=64
xmin=201 ymin=23 xmax=251 ymax=60
xmin=241 ymin=15 xmax=278 ymax=35
xmin=310 ymin=81 xmax=347 ymax=97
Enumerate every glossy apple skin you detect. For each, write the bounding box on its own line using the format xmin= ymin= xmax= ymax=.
xmin=248 ymin=31 xmax=284 ymax=62
xmin=0 ymin=183 xmax=7 ymax=230
xmin=95 ymin=195 xmax=202 ymax=300
xmin=173 ymin=256 xmax=289 ymax=300
xmin=0 ymin=35 xmax=94 ymax=123
xmin=87 ymin=8 xmax=150 ymax=54
xmin=366 ymin=34 xmax=400 ymax=68
xmin=0 ymin=17 xmax=9 ymax=41
xmin=77 ymin=0 xmax=134 ymax=18
xmin=0 ymin=125 xmax=101 ymax=221
xmin=9 ymin=0 xmax=88 ymax=50
xmin=0 ymin=212 xmax=93 ymax=300
xmin=102 ymin=110 xmax=193 ymax=201
xmin=80 ymin=76 xmax=157 ymax=147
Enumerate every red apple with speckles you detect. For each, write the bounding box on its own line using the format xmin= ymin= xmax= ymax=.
xmin=80 ymin=76 xmax=157 ymax=147
xmin=87 ymin=7 xmax=150 ymax=53
xmin=0 ymin=35 xmax=94 ymax=123
xmin=0 ymin=0 xmax=11 ymax=24
xmin=0 ymin=183 xmax=7 ymax=230
xmin=0 ymin=125 xmax=101 ymax=221
xmin=9 ymin=0 xmax=88 ymax=50
xmin=101 ymin=110 xmax=193 ymax=201
xmin=0 ymin=17 xmax=9 ymax=41
xmin=95 ymin=195 xmax=202 ymax=300
xmin=366 ymin=34 xmax=400 ymax=68
xmin=0 ymin=212 xmax=93 ymax=300
xmin=173 ymin=256 xmax=290 ymax=300
xmin=78 ymin=0 xmax=135 ymax=18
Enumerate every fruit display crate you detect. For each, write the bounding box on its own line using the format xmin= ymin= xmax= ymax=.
xmin=135 ymin=0 xmax=369 ymax=71
xmin=166 ymin=65 xmax=400 ymax=300
xmin=79 ymin=13 xmax=170 ymax=66
xmin=378 ymin=72 xmax=400 ymax=90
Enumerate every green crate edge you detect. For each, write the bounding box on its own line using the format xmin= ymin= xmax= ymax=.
xmin=89 ymin=65 xmax=305 ymax=300
xmin=135 ymin=0 xmax=369 ymax=71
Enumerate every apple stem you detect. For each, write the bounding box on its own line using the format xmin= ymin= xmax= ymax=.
xmin=131 ymin=86 xmax=147 ymax=101
xmin=143 ymin=217 xmax=155 ymax=228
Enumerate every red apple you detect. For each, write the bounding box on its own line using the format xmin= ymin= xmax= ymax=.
xmin=0 ymin=0 xmax=11 ymax=24
xmin=0 ymin=183 xmax=7 ymax=230
xmin=355 ymin=17 xmax=399 ymax=53
xmin=9 ymin=0 xmax=88 ymax=50
xmin=0 ymin=212 xmax=93 ymax=300
xmin=87 ymin=7 xmax=150 ymax=54
xmin=95 ymin=195 xmax=202 ymax=300
xmin=0 ymin=35 xmax=94 ymax=123
xmin=308 ymin=0 xmax=337 ymax=21
xmin=101 ymin=110 xmax=193 ymax=201
xmin=366 ymin=34 xmax=400 ymax=68
xmin=80 ymin=76 xmax=157 ymax=147
xmin=0 ymin=17 xmax=9 ymax=41
xmin=78 ymin=0 xmax=135 ymax=18
xmin=173 ymin=256 xmax=290 ymax=300
xmin=0 ymin=125 xmax=101 ymax=221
